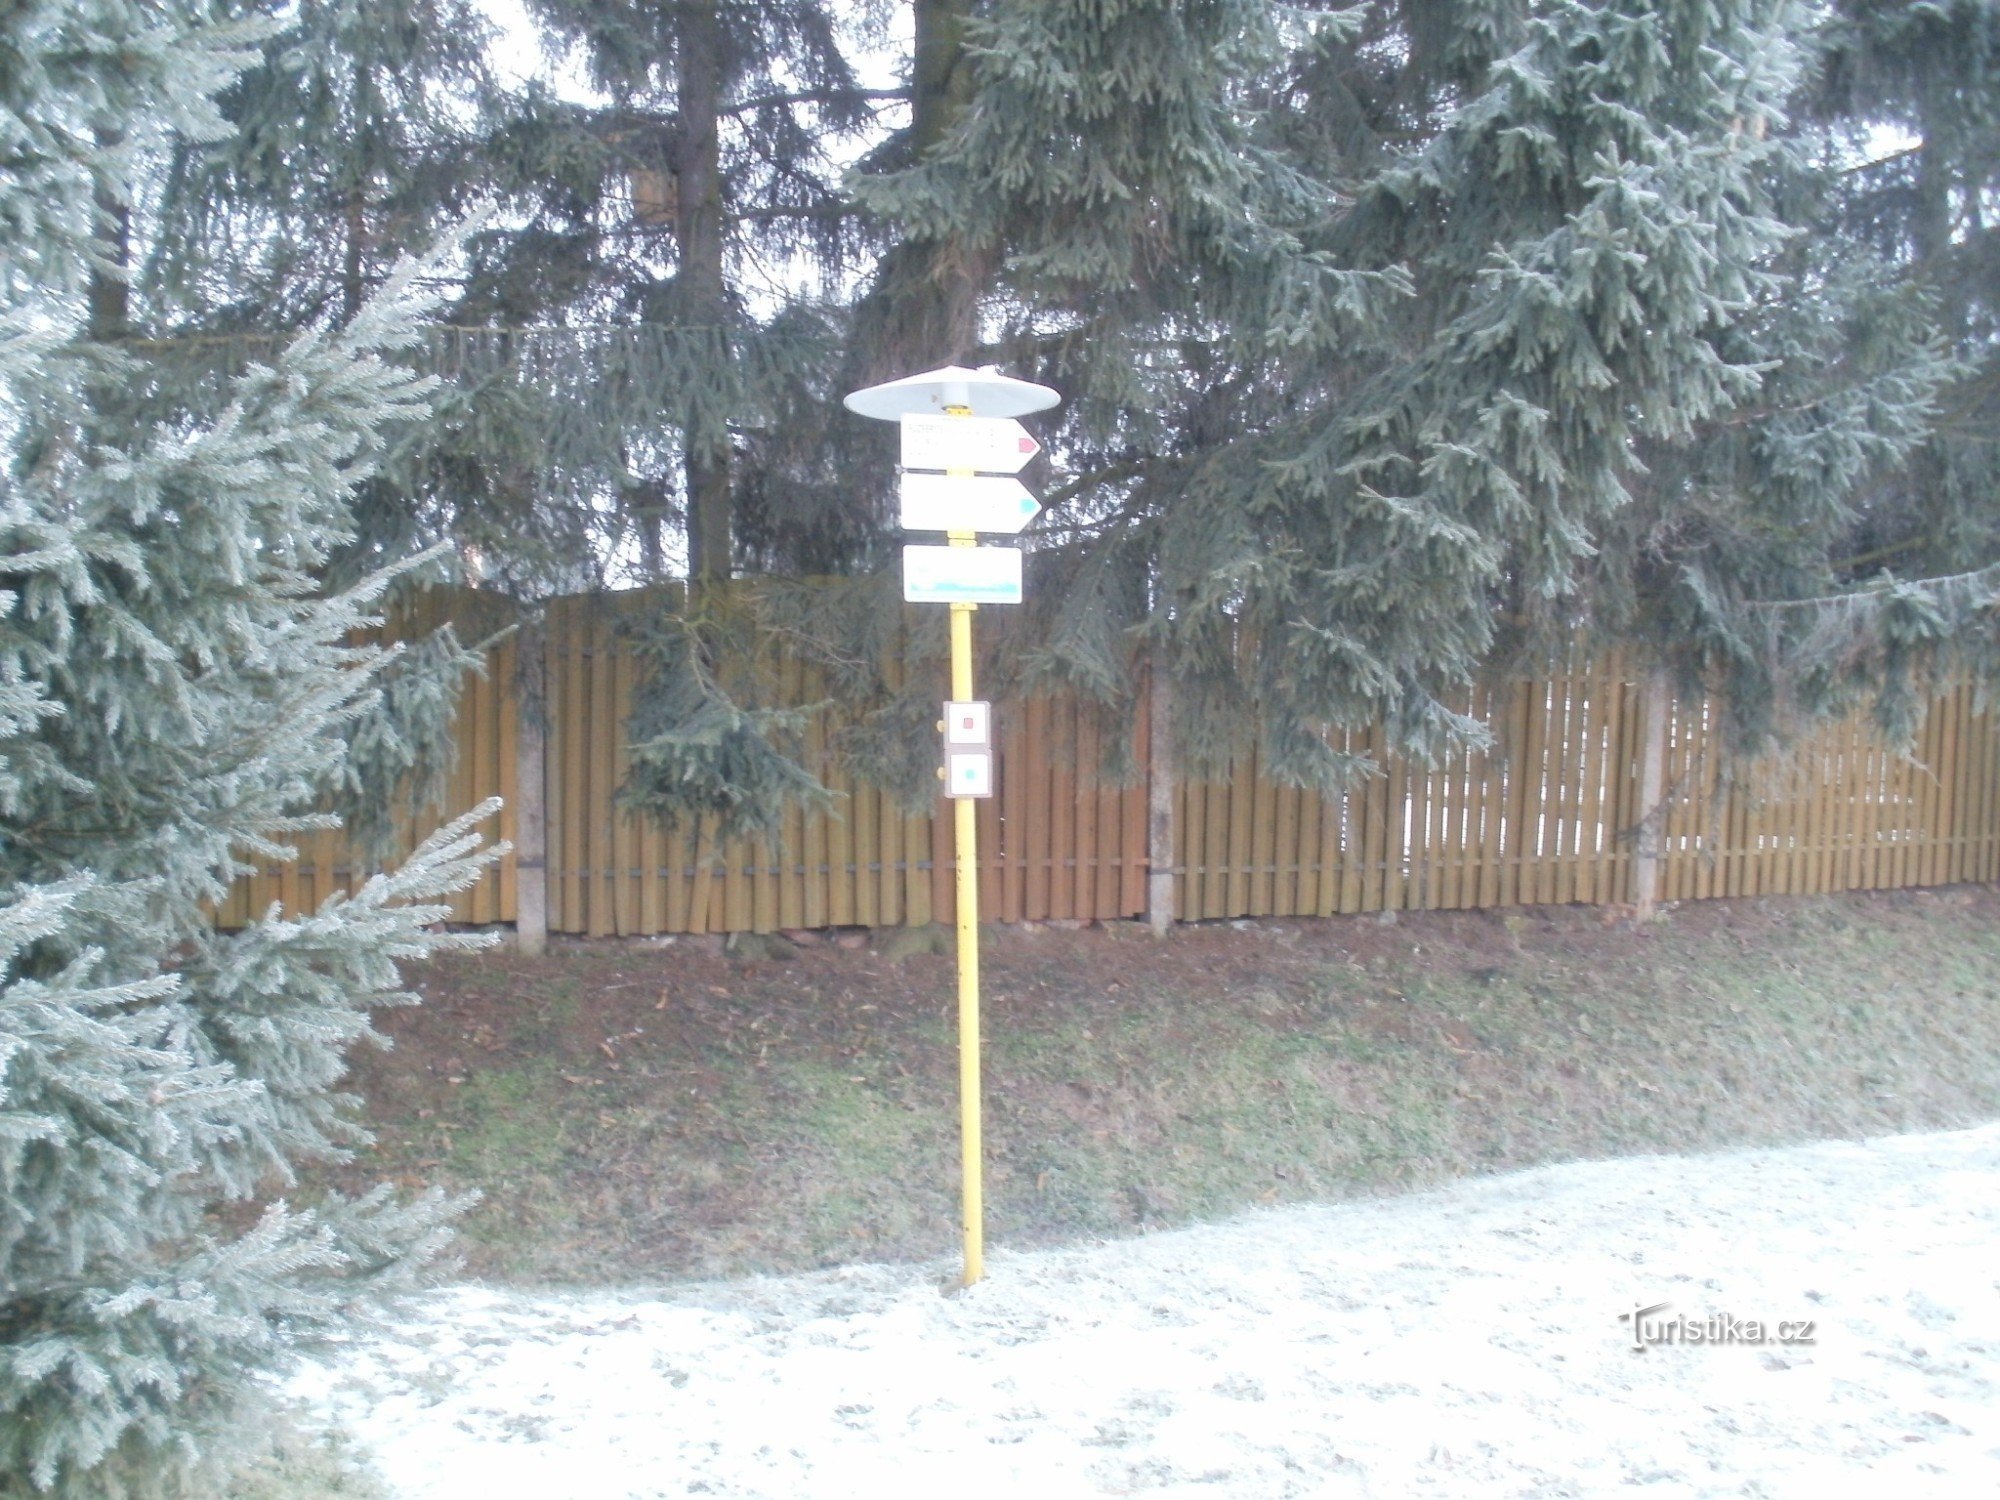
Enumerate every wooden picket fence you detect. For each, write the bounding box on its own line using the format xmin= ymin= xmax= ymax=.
xmin=534 ymin=591 xmax=1151 ymax=938
xmin=1174 ymin=652 xmax=1648 ymax=920
xmin=213 ymin=589 xmax=522 ymax=930
xmin=219 ymin=587 xmax=2000 ymax=937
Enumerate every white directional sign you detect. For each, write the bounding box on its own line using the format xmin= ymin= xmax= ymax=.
xmin=900 ymin=414 xmax=1041 ymax=474
xmin=902 ymin=545 xmax=1023 ymax=605
xmin=900 ymin=473 xmax=1041 ymax=535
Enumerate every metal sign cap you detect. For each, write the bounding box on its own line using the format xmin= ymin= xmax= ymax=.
xmin=844 ymin=363 xmax=1060 ymax=421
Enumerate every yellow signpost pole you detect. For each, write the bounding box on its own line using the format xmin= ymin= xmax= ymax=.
xmin=949 ymin=572 xmax=983 ymax=1285
xmin=842 ymin=363 xmax=1056 ymax=1293
xmin=946 ymin=413 xmax=984 ymax=1286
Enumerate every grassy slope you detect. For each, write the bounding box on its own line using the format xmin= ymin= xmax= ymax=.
xmin=328 ymin=887 xmax=2000 ymax=1284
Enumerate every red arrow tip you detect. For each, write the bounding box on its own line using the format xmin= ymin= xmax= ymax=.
xmin=1019 ymin=436 xmax=1038 ymax=454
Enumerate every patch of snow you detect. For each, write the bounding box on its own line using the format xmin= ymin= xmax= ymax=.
xmin=291 ymin=1124 xmax=2000 ymax=1497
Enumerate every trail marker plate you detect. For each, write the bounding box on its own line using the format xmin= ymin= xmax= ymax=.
xmin=943 ymin=700 xmax=992 ymax=747
xmin=902 ymin=545 xmax=1023 ymax=605
xmin=946 ymin=750 xmax=994 ymax=799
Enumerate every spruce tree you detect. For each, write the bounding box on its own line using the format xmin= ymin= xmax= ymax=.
xmin=1 ymin=3 xmax=494 ymax=1494
xmin=464 ymin=0 xmax=892 ymax=579
xmin=856 ymin=0 xmax=1983 ymax=779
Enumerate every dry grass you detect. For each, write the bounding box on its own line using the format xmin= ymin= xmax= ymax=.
xmin=323 ymin=886 xmax=2000 ymax=1285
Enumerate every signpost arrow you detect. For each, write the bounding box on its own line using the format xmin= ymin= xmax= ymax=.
xmin=902 ymin=544 xmax=1023 ymax=605
xmin=899 ymin=473 xmax=1042 ymax=535
xmin=900 ymin=414 xmax=1041 ymax=474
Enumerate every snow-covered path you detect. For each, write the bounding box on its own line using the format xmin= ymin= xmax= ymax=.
xmin=292 ymin=1125 xmax=2000 ymax=1498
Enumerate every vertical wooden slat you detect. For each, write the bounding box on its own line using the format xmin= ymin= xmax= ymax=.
xmin=1553 ymin=664 xmax=1582 ymax=905
xmin=1000 ymin=704 xmax=1032 ymax=928
xmin=1355 ymin=726 xmax=1386 ymax=913
xmin=721 ymin=829 xmax=751 ymax=935
xmin=1962 ymin=693 xmax=1985 ymax=882
xmin=1049 ymin=698 xmax=1076 ymax=921
xmin=1886 ymin=739 xmax=1913 ymax=888
xmin=1976 ymin=700 xmax=1992 ymax=888
xmin=1093 ymin=739 xmax=1122 ymax=924
xmin=1722 ymin=755 xmax=1747 ymax=899
xmin=1493 ymin=681 xmax=1524 ymax=906
xmin=1075 ymin=704 xmax=1102 ymax=923
xmin=1022 ymin=696 xmax=1051 ymax=921
xmin=1815 ymin=714 xmax=1839 ymax=893
xmin=803 ymin=672 xmax=830 ymax=929
xmin=930 ymin=794 xmax=954 ymax=926
xmin=1742 ymin=749 xmax=1766 ymax=898
xmin=1965 ymin=693 xmax=1984 ymax=883
xmin=1924 ymin=689 xmax=1956 ymax=886
xmin=1219 ymin=745 xmax=1250 ymax=917
xmin=774 ymin=655 xmax=805 ymax=932
xmin=1688 ymin=702 xmax=1716 ymax=903
xmin=1199 ymin=766 xmax=1228 ymax=918
xmin=1799 ymin=722 xmax=1823 ymax=895
xmin=827 ymin=750 xmax=856 ymax=928
xmin=1406 ymin=740 xmax=1435 ymax=912
xmin=852 ymin=774 xmax=879 ymax=931
xmin=609 ymin=619 xmax=636 ymax=935
xmin=1598 ymin=660 xmax=1628 ymax=905
xmin=1772 ymin=747 xmax=1794 ymax=895
xmin=1334 ymin=735 xmax=1362 ymax=915
xmin=1948 ymin=685 xmax=1975 ymax=884
xmin=1543 ymin=663 xmax=1575 ymax=906
xmin=1119 ymin=725 xmax=1149 ymax=919
xmin=1519 ymin=679 xmax=1551 ymax=906
xmin=277 ymin=831 xmax=302 ymax=919
xmin=1566 ymin=659 xmax=1595 ymax=905
xmin=1476 ymin=684 xmax=1508 ymax=908
xmin=1272 ymin=781 xmax=1302 ymax=916
xmin=1295 ymin=782 xmax=1323 ymax=917
xmin=586 ymin=604 xmax=619 ymax=936
xmin=1907 ymin=696 xmax=1935 ymax=888
xmin=1972 ymin=693 xmax=1998 ymax=881
xmin=1838 ymin=713 xmax=1864 ymax=891
xmin=1592 ymin=658 xmax=1620 ymax=904
xmin=1317 ymin=746 xmax=1344 ymax=917
xmin=1248 ymin=752 xmax=1278 ymax=916
xmin=682 ymin=819 xmax=712 ymax=934
xmin=876 ymin=773 xmax=902 ymax=928
xmin=967 ymin=755 xmax=992 ymax=918
xmin=1575 ymin=665 xmax=1606 ymax=907
xmin=1857 ymin=731 xmax=1884 ymax=890
xmin=1842 ymin=724 xmax=1865 ymax=891
xmin=557 ymin=599 xmax=586 ymax=933
xmin=1798 ymin=729 xmax=1825 ymax=896
xmin=905 ymin=803 xmax=933 ymax=929
xmin=512 ymin=628 xmax=551 ymax=950
xmin=455 ymin=640 xmax=485 ymax=920
xmin=1612 ymin=667 xmax=1644 ymax=904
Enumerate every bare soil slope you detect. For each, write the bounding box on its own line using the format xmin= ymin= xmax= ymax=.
xmin=329 ymin=887 xmax=2000 ymax=1283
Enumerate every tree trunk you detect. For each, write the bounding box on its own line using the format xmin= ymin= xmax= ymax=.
xmin=87 ymin=131 xmax=130 ymax=340
xmin=341 ymin=62 xmax=373 ymax=327
xmin=343 ymin=189 xmax=367 ymax=326
xmin=679 ymin=0 xmax=732 ymax=582
xmin=911 ymin=0 xmax=983 ymax=362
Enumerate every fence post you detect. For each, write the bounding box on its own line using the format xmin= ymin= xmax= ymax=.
xmin=1146 ymin=647 xmax=1176 ymax=935
xmin=1632 ymin=664 xmax=1670 ymax=917
xmin=513 ymin=620 xmax=550 ymax=955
